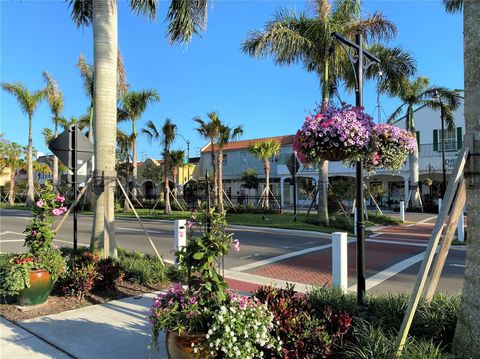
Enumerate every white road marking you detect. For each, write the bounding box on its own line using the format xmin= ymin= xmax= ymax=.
xmin=406 ymin=216 xmax=437 ymax=226
xmin=348 ymin=251 xmax=426 ymax=292
xmin=117 ymin=227 xmax=165 ymax=235
xmin=1 ymin=231 xmax=25 ymax=236
xmin=449 ymin=264 xmax=465 ymax=268
xmin=230 ymin=240 xmax=355 ymax=272
xmin=0 ymin=239 xmax=24 ymax=242
xmin=53 ymin=239 xmax=89 ymax=247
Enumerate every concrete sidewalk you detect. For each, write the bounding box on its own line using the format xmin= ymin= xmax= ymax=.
xmin=1 ymin=293 xmax=168 ymax=359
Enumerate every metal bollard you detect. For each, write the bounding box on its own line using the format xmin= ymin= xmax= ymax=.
xmin=457 ymin=206 xmax=465 ymax=243
xmin=173 ymin=220 xmax=187 ymax=267
xmin=400 ymin=200 xmax=405 ymax=223
xmin=353 ymin=208 xmax=357 ymax=236
xmin=332 ymin=232 xmax=348 ymax=292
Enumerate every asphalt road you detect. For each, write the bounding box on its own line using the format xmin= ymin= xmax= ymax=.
xmin=0 ymin=208 xmax=465 ymax=295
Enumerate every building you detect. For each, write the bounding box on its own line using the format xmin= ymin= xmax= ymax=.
xmin=198 ymin=98 xmax=465 ymax=208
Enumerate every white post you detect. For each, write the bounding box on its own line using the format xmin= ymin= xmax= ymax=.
xmin=457 ymin=206 xmax=465 ymax=243
xmin=400 ymin=200 xmax=405 ymax=223
xmin=404 ymin=177 xmax=409 ymax=208
xmin=280 ymin=177 xmax=285 ymax=208
xmin=353 ymin=208 xmax=357 ymax=236
xmin=332 ymin=232 xmax=348 ymax=292
xmin=438 ymin=198 xmax=442 ymax=213
xmin=173 ymin=219 xmax=187 ymax=267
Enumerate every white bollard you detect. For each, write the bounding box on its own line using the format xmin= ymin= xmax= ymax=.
xmin=332 ymin=232 xmax=348 ymax=292
xmin=438 ymin=198 xmax=442 ymax=213
xmin=353 ymin=208 xmax=357 ymax=236
xmin=173 ymin=219 xmax=187 ymax=267
xmin=457 ymin=206 xmax=465 ymax=243
xmin=400 ymin=200 xmax=405 ymax=223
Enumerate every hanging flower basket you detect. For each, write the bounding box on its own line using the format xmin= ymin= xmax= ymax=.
xmin=293 ymin=105 xmax=374 ymax=164
xmin=364 ymin=124 xmax=417 ymax=172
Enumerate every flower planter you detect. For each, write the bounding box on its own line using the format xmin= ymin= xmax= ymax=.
xmin=17 ymin=269 xmax=54 ymax=306
xmin=320 ymin=148 xmax=349 ymax=162
xmin=166 ymin=331 xmax=209 ymax=359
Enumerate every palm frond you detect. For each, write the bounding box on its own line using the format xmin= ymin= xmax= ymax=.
xmin=248 ymin=140 xmax=281 ymax=161
xmin=142 ymin=120 xmax=160 ymax=143
xmin=344 ymin=12 xmax=397 ymax=42
xmin=1 ymin=82 xmax=45 ymax=117
xmin=387 ymin=103 xmax=406 ymax=123
xmin=443 ymin=0 xmax=463 ymax=13
xmin=166 ymin=0 xmax=208 ymax=45
xmin=67 ymin=0 xmax=92 ymax=27
xmin=169 ymin=149 xmax=186 ymax=168
xmin=120 ymin=89 xmax=160 ymax=121
xmin=76 ymin=53 xmax=94 ymax=100
xmin=42 ymin=71 xmax=64 ymax=117
xmin=331 ymin=0 xmax=361 ymax=25
xmin=117 ymin=48 xmax=129 ymax=95
xmin=130 ymin=0 xmax=157 ymax=20
xmin=161 ymin=118 xmax=177 ymax=148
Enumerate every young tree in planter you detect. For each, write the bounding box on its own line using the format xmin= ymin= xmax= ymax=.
xmin=1 ymin=82 xmax=45 ymax=207
xmin=142 ymin=119 xmax=177 ymax=214
xmin=248 ymin=140 xmax=281 ymax=209
xmin=216 ymin=123 xmax=244 ymax=212
xmin=242 ymin=0 xmax=414 ymax=226
xmin=241 ymin=168 xmax=259 ymax=196
xmin=1 ymin=142 xmax=26 ymax=206
xmin=118 ymin=89 xmax=160 ymax=199
xmin=169 ymin=149 xmax=185 ymax=197
xmin=387 ymin=77 xmax=460 ymax=208
xmin=443 ymin=0 xmax=480 ymax=356
xmin=67 ymin=0 xmax=209 ymax=257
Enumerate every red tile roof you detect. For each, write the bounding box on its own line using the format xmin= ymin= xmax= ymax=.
xmin=202 ymin=134 xmax=294 ymax=153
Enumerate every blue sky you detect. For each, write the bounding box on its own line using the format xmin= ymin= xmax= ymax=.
xmin=1 ymin=0 xmax=462 ymax=160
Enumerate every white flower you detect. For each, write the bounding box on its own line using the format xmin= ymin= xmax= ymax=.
xmin=206 ymin=334 xmax=210 ymax=339
xmin=225 ymin=325 xmax=230 ymax=332
xmin=193 ymin=348 xmax=198 ymax=354
xmin=209 ymin=343 xmax=214 ymax=348
xmin=191 ymin=342 xmax=195 ymax=348
xmin=208 ymin=329 xmax=213 ymax=335
xmin=232 ymin=336 xmax=237 ymax=342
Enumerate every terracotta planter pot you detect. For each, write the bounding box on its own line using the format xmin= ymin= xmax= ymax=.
xmin=320 ymin=147 xmax=349 ymax=162
xmin=17 ymin=269 xmax=54 ymax=306
xmin=166 ymin=331 xmax=212 ymax=359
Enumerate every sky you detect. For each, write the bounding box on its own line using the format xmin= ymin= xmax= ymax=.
xmin=0 ymin=0 xmax=463 ymax=161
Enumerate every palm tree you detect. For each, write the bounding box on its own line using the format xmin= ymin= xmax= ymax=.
xmin=116 ymin=129 xmax=134 ymax=211
xmin=217 ymin=123 xmax=244 ymax=212
xmin=2 ymin=142 xmax=26 ymax=206
xmin=42 ymin=71 xmax=63 ymax=190
xmin=169 ymin=150 xmax=185 ymax=196
xmin=194 ymin=112 xmax=222 ymax=205
xmin=443 ymin=1 xmax=480 ymax=356
xmin=142 ymin=119 xmax=177 ymax=214
xmin=248 ymin=140 xmax=281 ymax=208
xmin=1 ymin=82 xmax=45 ymax=207
xmin=387 ymin=77 xmax=460 ymax=207
xmin=242 ymin=0 xmax=406 ymax=226
xmin=119 ymin=89 xmax=160 ymax=199
xmin=68 ymin=0 xmax=208 ymax=257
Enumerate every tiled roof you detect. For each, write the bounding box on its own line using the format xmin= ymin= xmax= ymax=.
xmin=202 ymin=135 xmax=294 ymax=153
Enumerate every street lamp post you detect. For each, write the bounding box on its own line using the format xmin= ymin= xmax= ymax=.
xmin=176 ymin=133 xmax=191 ymax=181
xmin=332 ymin=31 xmax=380 ymax=306
xmin=434 ymin=90 xmax=447 ymax=197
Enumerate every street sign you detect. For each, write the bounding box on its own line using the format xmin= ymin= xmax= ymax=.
xmin=286 ymin=154 xmax=300 ymax=176
xmin=48 ymin=125 xmax=93 ymax=170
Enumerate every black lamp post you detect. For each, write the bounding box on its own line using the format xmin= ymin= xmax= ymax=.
xmin=433 ymin=90 xmax=447 ymax=197
xmin=332 ymin=31 xmax=380 ymax=306
xmin=176 ymin=132 xmax=191 ymax=181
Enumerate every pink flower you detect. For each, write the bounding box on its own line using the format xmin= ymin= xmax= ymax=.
xmin=36 ymin=200 xmax=44 ymax=208
xmin=187 ymin=221 xmax=193 ymax=229
xmin=55 ymin=194 xmax=65 ymax=203
xmin=232 ymin=239 xmax=240 ymax=252
xmin=52 ymin=208 xmax=63 ymax=216
xmin=59 ymin=206 xmax=68 ymax=214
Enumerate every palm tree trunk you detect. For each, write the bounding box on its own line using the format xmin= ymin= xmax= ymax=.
xmin=264 ymin=160 xmax=270 ymax=208
xmin=217 ymin=151 xmax=224 ymax=212
xmin=8 ymin=169 xmax=15 ymax=206
xmin=52 ymin=120 xmax=59 ymax=190
xmin=172 ymin=167 xmax=178 ymax=197
xmin=408 ymin=109 xmax=421 ymax=208
xmin=87 ymin=105 xmax=95 ymax=210
xmin=132 ymin=122 xmax=138 ymax=198
xmin=210 ymin=142 xmax=217 ymax=206
xmin=318 ymin=160 xmax=329 ymax=226
xmin=90 ymin=0 xmax=118 ymax=258
xmin=164 ymin=152 xmax=171 ymax=214
xmin=124 ymin=155 xmax=130 ymax=212
xmin=26 ymin=114 xmax=34 ymax=207
xmin=453 ymin=1 xmax=480 ymax=356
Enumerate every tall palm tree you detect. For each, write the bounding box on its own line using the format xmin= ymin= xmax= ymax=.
xmin=248 ymin=140 xmax=281 ymax=208
xmin=119 ymin=89 xmax=160 ymax=199
xmin=242 ymin=0 xmax=405 ymax=226
xmin=42 ymin=71 xmax=63 ymax=190
xmin=68 ymin=0 xmax=208 ymax=257
xmin=387 ymin=77 xmax=460 ymax=207
xmin=1 ymin=82 xmax=45 ymax=207
xmin=142 ymin=119 xmax=177 ymax=214
xmin=2 ymin=142 xmax=26 ymax=206
xmin=194 ymin=112 xmax=222 ymax=205
xmin=217 ymin=123 xmax=244 ymax=212
xmin=169 ymin=149 xmax=185 ymax=196
xmin=444 ymin=1 xmax=480 ymax=356
xmin=116 ymin=129 xmax=134 ymax=211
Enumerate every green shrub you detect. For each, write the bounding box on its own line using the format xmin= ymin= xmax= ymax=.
xmin=308 ymin=287 xmax=357 ymax=316
xmin=367 ymin=213 xmax=401 ymax=225
xmin=117 ymin=248 xmax=167 ymax=285
xmin=60 ymin=251 xmax=99 ymax=300
xmin=95 ymin=257 xmax=124 ymax=290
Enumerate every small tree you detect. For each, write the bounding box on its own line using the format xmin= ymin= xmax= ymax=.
xmin=248 ymin=140 xmax=281 ymax=208
xmin=241 ymin=168 xmax=259 ymax=195
xmin=1 ymin=142 xmax=26 ymax=205
xmin=169 ymin=149 xmax=185 ymax=196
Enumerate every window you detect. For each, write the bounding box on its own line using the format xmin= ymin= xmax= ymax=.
xmin=222 ymin=154 xmax=228 ymax=165
xmin=438 ymin=128 xmax=456 ymax=151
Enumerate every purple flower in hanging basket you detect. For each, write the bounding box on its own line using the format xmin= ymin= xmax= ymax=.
xmin=293 ymin=105 xmax=374 ymax=164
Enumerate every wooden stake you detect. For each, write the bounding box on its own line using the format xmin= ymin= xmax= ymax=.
xmin=395 ymin=147 xmax=469 ymax=356
xmin=424 ymin=179 xmax=466 ymax=302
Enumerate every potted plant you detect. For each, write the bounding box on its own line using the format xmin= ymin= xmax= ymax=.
xmin=364 ymin=124 xmax=417 ymax=172
xmin=149 ymin=211 xmax=281 ymax=358
xmin=0 ymin=182 xmax=66 ymax=306
xmin=293 ymin=105 xmax=374 ymax=164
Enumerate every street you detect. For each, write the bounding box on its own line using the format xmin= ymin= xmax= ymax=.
xmin=0 ymin=208 xmax=465 ymax=295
